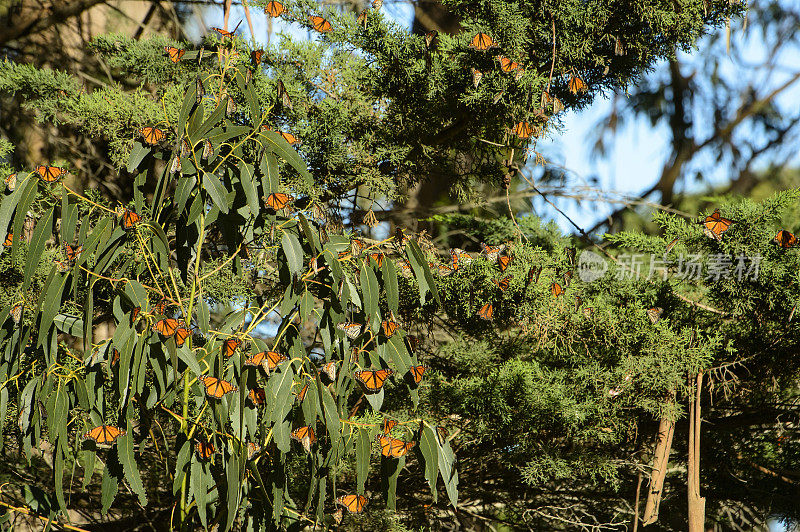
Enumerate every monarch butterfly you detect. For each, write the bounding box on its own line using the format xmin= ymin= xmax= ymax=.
xmin=251 ymin=49 xmax=264 ymax=65
xmin=247 ymin=441 xmax=261 ymax=460
xmin=351 ymin=238 xmax=366 ymax=256
xmin=469 ymin=33 xmax=497 ymax=51
xmin=245 ymin=350 xmax=287 ymax=371
xmin=295 ymin=382 xmax=309 ymax=401
xmin=480 ymin=242 xmax=504 ymax=261
xmin=211 ymin=21 xmax=240 ymax=38
xmin=337 ymin=322 xmax=363 ymax=339
xmin=63 ymin=243 xmax=82 ymax=262
xmin=525 ymin=266 xmax=541 ymax=289
xmin=701 ymin=209 xmax=735 ymax=241
xmin=119 ymin=208 xmax=141 ymax=231
xmin=405 ymin=334 xmax=419 ymax=353
xmin=354 ymin=368 xmax=393 ymax=392
xmin=376 ymin=434 xmax=415 ymax=458
xmin=201 ymin=139 xmax=214 ymax=160
xmin=477 ymin=302 xmax=493 ymax=320
xmin=109 ymin=347 xmax=120 ymax=366
xmin=437 ymin=263 xmax=454 ymax=277
xmin=164 ymin=46 xmax=185 ymax=63
xmin=153 ymin=318 xmax=179 ymax=337
xmin=372 ymin=0 xmax=382 ymax=9
xmin=424 ymin=30 xmax=438 ymax=49
xmin=774 ymin=230 xmax=798 ymax=248
xmin=382 ymin=417 xmax=397 ymax=434
xmin=409 ymin=364 xmax=428 ymax=385
xmin=309 ymin=15 xmax=332 ymax=32
xmin=356 ymin=10 xmax=368 ymax=28
xmin=369 ymin=252 xmax=384 ymax=267
xmin=279 ymin=131 xmax=299 ymax=145
xmin=35 ymin=165 xmax=67 ymax=183
xmin=180 ymin=138 xmax=191 ymax=158
xmin=336 ymin=494 xmax=368 ymax=514
xmin=497 ymin=255 xmax=511 ymax=272
xmin=221 ymin=338 xmax=242 ymax=358
xmin=497 ymin=55 xmax=520 ymax=72
xmin=563 ymin=270 xmax=573 ymax=287
xmin=469 ymin=68 xmax=484 ymax=89
xmin=450 ymin=248 xmax=473 ymax=270
xmin=3 ymin=232 xmax=13 ymax=247
xmin=397 ymin=261 xmax=413 ymax=277
xmin=494 ymin=276 xmax=512 ymax=291
xmin=4 ymin=173 xmax=17 ymax=192
xmin=265 ymin=0 xmax=284 ymax=17
xmin=436 ymin=425 xmax=449 ymax=443
xmin=265 ymin=192 xmax=292 ymax=210
xmin=152 ymin=298 xmax=169 ymax=316
xmin=291 ymin=426 xmax=316 ymax=452
xmin=647 ymin=307 xmax=663 ymax=324
xmin=10 ymin=304 xmax=22 ymax=325
xmin=512 ymin=121 xmax=534 ymax=139
xmin=615 ymin=37 xmax=625 ymax=56
xmin=568 ymin=75 xmax=587 ymax=94
xmin=174 ymin=325 xmax=192 ymax=347
xmin=140 ymin=126 xmax=166 ymax=146
xmin=565 ymin=246 xmax=576 ymax=267
xmin=381 ymin=320 xmax=399 ymax=338
xmin=56 ymin=260 xmax=72 ymax=273
xmin=195 ymin=439 xmax=215 ymax=459
xmin=226 ymin=96 xmax=237 ymax=116
xmin=275 ymin=80 xmax=293 ymax=110
xmin=248 ymin=386 xmax=266 ymax=405
xmin=170 ymin=155 xmax=182 ymax=174
xmin=196 ymin=76 xmax=205 ymax=105
xmin=665 ymin=237 xmax=680 ymax=253
xmin=197 ymin=374 xmax=238 ymax=399
xmin=320 ymin=360 xmax=337 ymax=381
xmin=83 ymin=425 xmax=125 ymax=444
xmin=551 ymin=282 xmax=564 ymax=298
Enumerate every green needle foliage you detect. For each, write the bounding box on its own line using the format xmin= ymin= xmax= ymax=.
xmin=5 ymin=1 xmax=798 ymax=531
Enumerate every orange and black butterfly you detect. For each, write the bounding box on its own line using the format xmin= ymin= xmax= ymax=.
xmin=494 ymin=276 xmax=512 ymax=291
xmin=35 ymin=165 xmax=67 ymax=183
xmin=83 ymin=425 xmax=125 ymax=444
xmin=222 ymin=337 xmax=242 ymax=358
xmin=195 ymin=439 xmax=215 ymax=459
xmin=354 ymin=368 xmax=393 ymax=392
xmin=369 ymin=252 xmax=384 ymax=267
xmin=265 ymin=0 xmax=284 ymax=17
xmin=512 ymin=121 xmax=534 ymax=139
xmin=336 ymin=494 xmax=368 ymax=514
xmin=247 ymin=441 xmax=261 ymax=460
xmin=497 ymin=255 xmax=511 ymax=272
xmin=245 ymin=350 xmax=287 ymax=371
xmin=381 ymin=320 xmax=399 ymax=338
xmin=350 ymin=238 xmax=366 ymax=256
xmin=450 ymin=248 xmax=472 ymax=270
xmin=153 ymin=318 xmax=179 ymax=337
xmin=164 ymin=46 xmax=185 ymax=63
xmin=291 ymin=425 xmax=316 ymax=444
xmin=279 ymin=131 xmax=299 ymax=145
xmin=174 ymin=324 xmax=192 ymax=347
xmin=140 ymin=126 xmax=166 ymax=146
xmin=4 ymin=172 xmax=17 ymax=192
xmin=3 ymin=233 xmax=13 ymax=248
xmin=568 ymin=75 xmax=587 ymax=94
xmin=152 ymin=298 xmax=169 ymax=315
xmin=63 ymin=243 xmax=82 ymax=262
xmin=251 ymin=49 xmax=264 ymax=65
xmin=295 ymin=381 xmax=309 ymax=401
xmin=497 ymin=55 xmax=520 ymax=72
xmin=309 ymin=15 xmax=332 ymax=32
xmin=409 ymin=364 xmax=428 ymax=385
xmin=320 ymin=360 xmax=337 ymax=381
xmin=551 ymin=282 xmax=564 ymax=298
xmin=424 ymin=30 xmax=438 ymax=50
xmin=647 ymin=307 xmax=663 ymax=324
xmin=477 ymin=302 xmax=493 ymax=321
xmin=9 ymin=304 xmax=22 ymax=324
xmin=382 ymin=417 xmax=397 ymax=434
xmin=109 ymin=347 xmax=120 ymax=366
xmin=130 ymin=307 xmax=141 ymax=322
xmin=248 ymin=386 xmax=266 ymax=405
xmin=480 ymin=242 xmax=504 ymax=261
xmin=211 ymin=21 xmax=240 ymax=38
xmin=265 ymin=192 xmax=292 ymax=210
xmin=337 ymin=322 xmax=363 ymax=340
xmin=774 ymin=230 xmax=798 ymax=248
xmin=525 ymin=266 xmax=541 ymax=289
xmin=119 ymin=208 xmax=141 ymax=231
xmin=197 ymin=374 xmax=238 ymax=399
xmin=376 ymin=434 xmax=415 ymax=458
xmin=469 ymin=33 xmax=497 ymax=51
xmin=701 ymin=209 xmax=735 ymax=241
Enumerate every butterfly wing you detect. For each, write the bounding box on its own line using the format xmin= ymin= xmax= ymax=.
xmin=409 ymin=364 xmax=428 ymax=384
xmin=309 ymin=15 xmax=332 ymax=32
xmin=222 ymin=338 xmax=242 ymax=357
xmin=153 ymin=318 xmax=178 ymax=337
xmin=477 ymin=303 xmax=493 ymax=320
xmin=265 ymin=0 xmax=285 ymax=16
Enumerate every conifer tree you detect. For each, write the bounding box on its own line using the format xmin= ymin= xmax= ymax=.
xmin=4 ymin=1 xmax=796 ymax=531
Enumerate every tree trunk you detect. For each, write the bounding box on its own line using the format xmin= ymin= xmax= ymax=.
xmin=688 ymin=372 xmax=706 ymax=532
xmin=642 ymin=406 xmax=675 ymax=525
